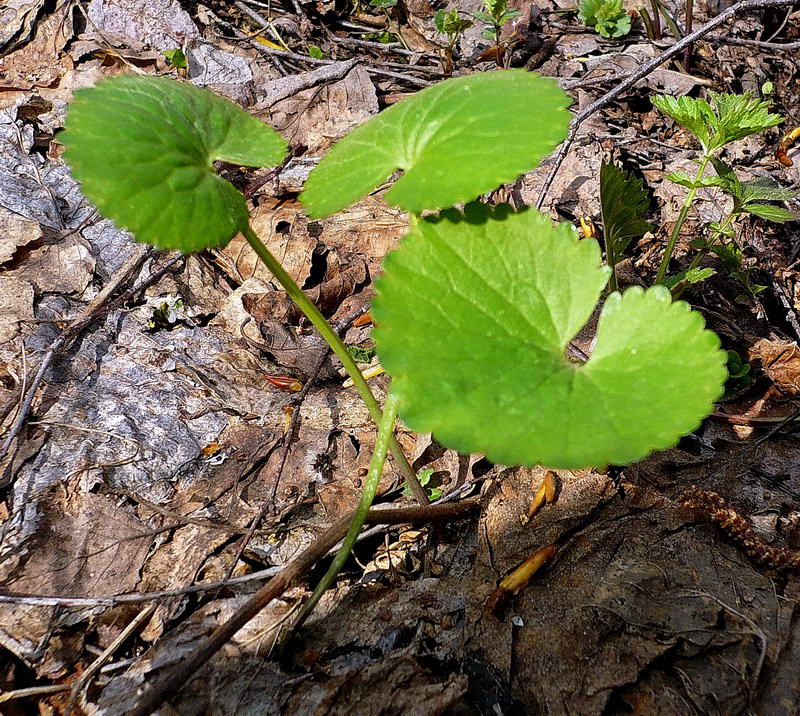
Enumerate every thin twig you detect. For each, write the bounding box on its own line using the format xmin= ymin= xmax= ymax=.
xmin=0 ymin=684 xmax=71 ymax=704
xmin=535 ymin=0 xmax=797 ymax=210
xmin=706 ymin=34 xmax=800 ymax=50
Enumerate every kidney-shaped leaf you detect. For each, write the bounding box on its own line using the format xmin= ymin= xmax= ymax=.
xmin=373 ymin=204 xmax=726 ymax=468
xmin=61 ymin=75 xmax=288 ymax=252
xmin=300 ymin=70 xmax=571 ymax=219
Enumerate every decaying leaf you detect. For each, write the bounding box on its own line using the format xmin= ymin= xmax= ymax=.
xmin=747 ymin=337 xmax=800 ymax=396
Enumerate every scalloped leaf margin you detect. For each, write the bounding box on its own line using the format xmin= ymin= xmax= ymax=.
xmin=61 ymin=75 xmax=288 ymax=252
xmin=300 ymin=70 xmax=571 ymax=219
xmin=373 ymin=204 xmax=727 ymax=469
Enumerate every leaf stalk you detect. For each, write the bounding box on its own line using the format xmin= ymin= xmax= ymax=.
xmin=242 ymin=224 xmax=427 ymax=504
xmin=656 ymin=153 xmax=711 ymax=284
xmin=291 ymin=390 xmax=400 ymax=632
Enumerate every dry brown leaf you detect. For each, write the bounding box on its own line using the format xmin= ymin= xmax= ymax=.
xmin=0 ymin=275 xmax=34 ymax=344
xmin=0 ymin=0 xmax=74 ymax=91
xmin=748 ymin=337 xmax=800 ymax=396
xmin=8 ymin=234 xmax=95 ymax=296
xmin=0 ymin=207 xmax=40 ymax=263
xmin=86 ymin=0 xmax=200 ymax=51
xmin=269 ymin=65 xmax=379 ymax=154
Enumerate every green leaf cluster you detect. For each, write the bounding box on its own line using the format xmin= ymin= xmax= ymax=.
xmin=668 ymin=158 xmax=797 ymax=223
xmin=578 ymin=0 xmax=631 ymax=38
xmin=471 ymin=0 xmax=522 ymax=39
xmin=61 ymin=75 xmax=287 ymax=252
xmin=652 ymin=92 xmax=783 ymax=154
xmin=62 ymin=72 xmax=728 ymax=472
xmin=434 ymin=8 xmax=473 ymax=45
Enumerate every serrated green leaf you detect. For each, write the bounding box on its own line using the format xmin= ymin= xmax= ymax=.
xmin=745 ymin=203 xmax=797 ymax=223
xmin=61 ymin=75 xmax=288 ymax=252
xmin=600 ymin=162 xmax=653 ymax=260
xmin=373 ymin=204 xmax=726 ymax=468
xmin=653 ymin=92 xmax=783 ymax=153
xmin=708 ymin=156 xmax=741 ymax=198
xmin=666 ymin=170 xmax=723 ymax=190
xmin=740 ymin=177 xmax=796 ymax=204
xmin=300 ymin=71 xmax=571 ymax=219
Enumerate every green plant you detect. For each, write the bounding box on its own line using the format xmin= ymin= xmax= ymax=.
xmin=163 ymin=48 xmax=187 ymax=68
xmin=652 ymin=91 xmax=793 ymax=286
xmin=434 ymin=8 xmax=473 ymax=73
xmin=402 ymin=467 xmax=443 ymax=500
xmin=471 ymin=0 xmax=522 ymax=48
xmin=60 ymin=74 xmax=420 ymax=499
xmin=62 ymin=70 xmax=727 ymax=631
xmin=599 ymin=161 xmax=653 ymax=292
xmin=578 ymin=0 xmax=632 ymax=38
xmin=723 ymin=349 xmax=752 ymax=398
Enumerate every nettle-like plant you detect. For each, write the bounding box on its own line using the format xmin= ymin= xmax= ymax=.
xmin=651 ymin=92 xmax=797 ymax=289
xmin=62 ymin=71 xmax=726 ymax=624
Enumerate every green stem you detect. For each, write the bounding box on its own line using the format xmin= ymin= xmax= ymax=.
xmin=655 ymin=153 xmax=711 ymax=285
xmin=242 ymin=224 xmax=427 ymax=504
xmin=293 ymin=391 xmax=400 ymax=630
xmin=607 ymin=239 xmax=618 ymax=294
xmin=685 ymin=212 xmax=737 ymax=275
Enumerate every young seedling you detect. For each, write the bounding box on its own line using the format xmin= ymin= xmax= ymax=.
xmin=59 ymin=74 xmax=421 ymax=498
xmin=63 ymin=70 xmax=728 ymax=634
xmin=578 ymin=0 xmax=632 ymax=38
xmin=652 ymin=91 xmax=790 ymax=285
xmin=470 ymin=0 xmax=522 ymax=62
xmin=434 ymin=8 xmax=473 ymax=74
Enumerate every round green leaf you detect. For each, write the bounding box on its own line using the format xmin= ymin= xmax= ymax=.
xmin=373 ymin=205 xmax=727 ymax=469
xmin=61 ymin=75 xmax=288 ymax=252
xmin=300 ymin=70 xmax=571 ymax=219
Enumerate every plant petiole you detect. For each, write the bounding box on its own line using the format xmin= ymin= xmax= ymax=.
xmin=291 ymin=390 xmax=400 ymax=632
xmin=656 ymin=153 xmax=711 ymax=284
xmin=242 ymin=224 xmax=427 ymax=504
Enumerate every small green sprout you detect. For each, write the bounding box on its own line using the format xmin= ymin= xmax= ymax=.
xmin=578 ymin=0 xmax=632 ymax=38
xmin=599 ymin=161 xmax=653 ymax=292
xmin=163 ymin=48 xmax=187 ymax=68
xmin=471 ymin=0 xmax=522 ymax=46
xmin=402 ymin=468 xmax=443 ymax=500
xmin=723 ymin=350 xmax=753 ymax=398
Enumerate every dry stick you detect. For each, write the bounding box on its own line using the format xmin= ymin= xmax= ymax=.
xmin=0 ymin=246 xmax=153 ymax=467
xmin=64 ymin=604 xmax=158 ymax=716
xmin=706 ymin=34 xmax=800 ymax=50
xmin=683 ymin=0 xmax=694 ymax=71
xmin=120 ymin=498 xmax=481 ymax=716
xmin=222 ymin=308 xmax=368 ymax=584
xmin=535 ymin=0 xmax=797 ymax=211
xmin=0 ymin=500 xmax=479 ymax=609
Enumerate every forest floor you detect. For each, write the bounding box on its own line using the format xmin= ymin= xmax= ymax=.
xmin=1 ymin=0 xmax=800 ymax=714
